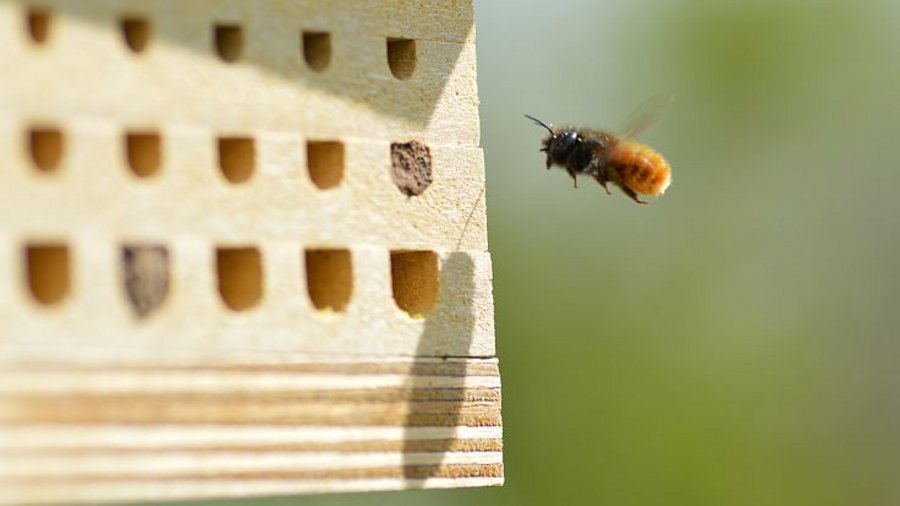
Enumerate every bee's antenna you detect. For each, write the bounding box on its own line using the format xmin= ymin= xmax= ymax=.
xmin=524 ymin=114 xmax=554 ymax=134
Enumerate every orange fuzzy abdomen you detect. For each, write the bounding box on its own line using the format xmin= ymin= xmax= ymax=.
xmin=608 ymin=142 xmax=672 ymax=196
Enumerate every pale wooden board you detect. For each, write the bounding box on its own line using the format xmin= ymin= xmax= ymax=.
xmin=0 ymin=247 xmax=495 ymax=361
xmin=0 ymin=125 xmax=488 ymax=253
xmin=0 ymin=0 xmax=481 ymax=146
xmin=0 ymin=358 xmax=503 ymax=505
xmin=0 ymin=0 xmax=499 ymax=502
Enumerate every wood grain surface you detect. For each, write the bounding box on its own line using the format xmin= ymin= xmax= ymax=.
xmin=0 ymin=358 xmax=502 ymax=504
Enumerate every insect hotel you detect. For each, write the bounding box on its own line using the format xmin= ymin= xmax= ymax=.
xmin=0 ymin=1 xmax=500 ymax=503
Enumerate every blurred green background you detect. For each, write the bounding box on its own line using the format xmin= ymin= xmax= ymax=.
xmin=174 ymin=0 xmax=900 ymax=505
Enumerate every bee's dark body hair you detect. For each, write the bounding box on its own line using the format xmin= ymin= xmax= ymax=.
xmin=543 ymin=127 xmax=616 ymax=174
xmin=526 ymin=113 xmax=619 ymax=193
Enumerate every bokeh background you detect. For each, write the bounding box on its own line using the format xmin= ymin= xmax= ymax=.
xmin=176 ymin=0 xmax=900 ymax=505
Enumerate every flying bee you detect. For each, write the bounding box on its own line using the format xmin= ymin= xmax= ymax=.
xmin=525 ymin=95 xmax=673 ymax=205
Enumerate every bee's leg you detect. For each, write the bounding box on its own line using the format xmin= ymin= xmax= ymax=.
xmin=592 ymin=172 xmax=612 ymax=195
xmin=566 ymin=168 xmax=578 ymax=188
xmin=621 ymin=185 xmax=648 ymax=205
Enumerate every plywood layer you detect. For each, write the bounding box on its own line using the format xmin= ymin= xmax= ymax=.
xmin=0 ymin=358 xmax=503 ymax=505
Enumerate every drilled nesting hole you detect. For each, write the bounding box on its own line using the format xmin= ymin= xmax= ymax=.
xmin=121 ymin=17 xmax=150 ymax=53
xmin=302 ymin=31 xmax=331 ymax=71
xmin=26 ymin=8 xmax=50 ymax=44
xmin=125 ymin=131 xmax=161 ymax=178
xmin=305 ymin=249 xmax=353 ymax=312
xmin=122 ymin=244 xmax=169 ymax=318
xmin=387 ymin=38 xmax=416 ymax=80
xmin=218 ymin=136 xmax=255 ymax=183
xmin=216 ymin=247 xmax=262 ymax=311
xmin=307 ymin=141 xmax=344 ymax=189
xmin=28 ymin=127 xmax=64 ymax=173
xmin=390 ymin=250 xmax=439 ymax=317
xmin=25 ymin=243 xmax=70 ymax=305
xmin=214 ymin=24 xmax=242 ymax=62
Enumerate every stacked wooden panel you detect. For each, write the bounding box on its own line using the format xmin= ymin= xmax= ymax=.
xmin=0 ymin=1 xmax=499 ymax=503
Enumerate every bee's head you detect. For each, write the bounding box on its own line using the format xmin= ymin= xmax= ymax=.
xmin=545 ymin=130 xmax=578 ymax=160
xmin=525 ymin=115 xmax=578 ymax=166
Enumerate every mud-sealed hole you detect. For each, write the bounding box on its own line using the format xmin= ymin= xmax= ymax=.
xmin=218 ymin=136 xmax=255 ymax=183
xmin=216 ymin=247 xmax=262 ymax=311
xmin=387 ymin=38 xmax=416 ymax=80
xmin=390 ymin=250 xmax=439 ymax=318
xmin=122 ymin=244 xmax=169 ymax=318
xmin=25 ymin=243 xmax=70 ymax=305
xmin=390 ymin=140 xmax=433 ymax=197
xmin=125 ymin=131 xmax=161 ymax=178
xmin=302 ymin=31 xmax=331 ymax=72
xmin=26 ymin=8 xmax=50 ymax=44
xmin=214 ymin=23 xmax=242 ymax=62
xmin=307 ymin=141 xmax=344 ymax=189
xmin=305 ymin=249 xmax=353 ymax=312
xmin=28 ymin=127 xmax=64 ymax=173
xmin=121 ymin=17 xmax=150 ymax=53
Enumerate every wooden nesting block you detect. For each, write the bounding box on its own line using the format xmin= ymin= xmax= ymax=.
xmin=0 ymin=0 xmax=499 ymax=504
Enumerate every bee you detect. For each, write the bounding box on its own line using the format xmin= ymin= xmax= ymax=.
xmin=525 ymin=95 xmax=673 ymax=205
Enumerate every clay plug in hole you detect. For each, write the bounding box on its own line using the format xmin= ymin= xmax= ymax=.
xmin=390 ymin=140 xmax=432 ymax=197
xmin=122 ymin=245 xmax=169 ymax=318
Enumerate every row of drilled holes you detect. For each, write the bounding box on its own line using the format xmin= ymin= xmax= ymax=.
xmin=25 ymin=126 xmax=434 ymax=195
xmin=23 ymin=243 xmax=439 ymax=318
xmin=24 ymin=8 xmax=417 ymax=79
xmin=26 ymin=127 xmax=345 ymax=187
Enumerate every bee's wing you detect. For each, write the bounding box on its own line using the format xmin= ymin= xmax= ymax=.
xmin=617 ymin=93 xmax=673 ymax=139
